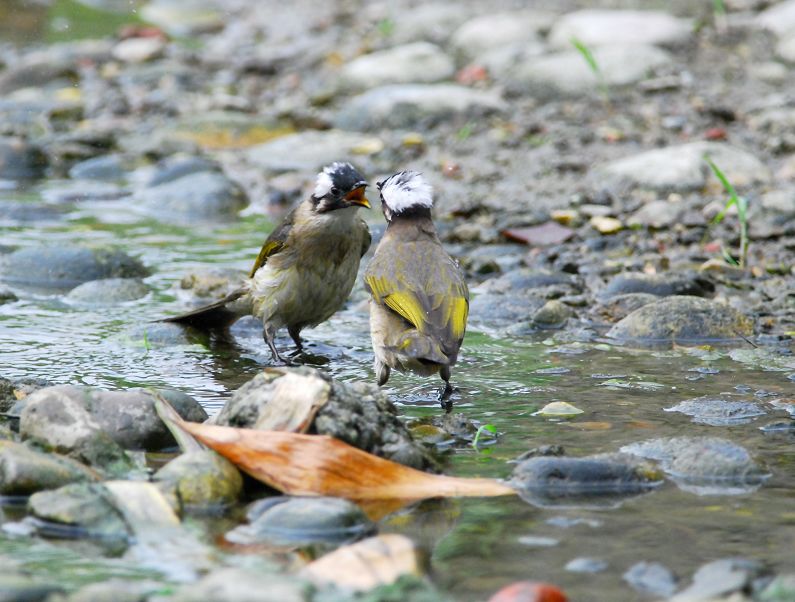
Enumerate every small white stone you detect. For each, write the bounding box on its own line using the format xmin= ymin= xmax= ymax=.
xmin=112 ymin=37 xmax=166 ymax=64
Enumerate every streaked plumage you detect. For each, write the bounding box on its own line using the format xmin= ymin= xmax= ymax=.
xmin=364 ymin=171 xmax=468 ymax=404
xmin=163 ymin=162 xmax=371 ymax=364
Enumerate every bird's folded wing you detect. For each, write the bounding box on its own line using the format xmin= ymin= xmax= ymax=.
xmin=364 ymin=246 xmax=468 ymax=343
xmin=248 ymin=210 xmax=295 ymax=277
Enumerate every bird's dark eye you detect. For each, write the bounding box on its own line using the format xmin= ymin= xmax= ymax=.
xmin=330 ymin=186 xmax=340 ymax=196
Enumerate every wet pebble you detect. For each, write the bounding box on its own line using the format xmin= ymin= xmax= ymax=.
xmin=665 ymin=395 xmax=767 ymax=426
xmin=548 ymin=10 xmax=693 ymax=48
xmin=0 ymin=244 xmax=149 ymax=290
xmin=622 ymin=436 xmax=770 ymax=494
xmin=136 ymin=154 xmax=219 ymax=187
xmin=622 ymin=561 xmax=678 ymax=598
xmin=600 ymin=272 xmax=714 ymax=299
xmin=133 ymin=171 xmax=247 ymax=221
xmin=532 ymin=300 xmax=573 ymax=329
xmin=565 ymin=557 xmax=608 ymax=573
xmin=112 ymin=36 xmax=166 ymax=64
xmin=601 ymin=142 xmax=771 ymax=192
xmin=590 ymin=292 xmax=658 ymax=323
xmin=607 ymin=296 xmax=753 ymax=347
xmin=225 ymin=496 xmax=374 ymax=546
xmin=66 ymin=278 xmax=150 ymax=305
xmin=335 ymin=84 xmax=504 ymax=131
xmin=340 ymin=42 xmax=454 ymax=90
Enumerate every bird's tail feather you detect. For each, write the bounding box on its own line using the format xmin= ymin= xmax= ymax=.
xmin=160 ymin=288 xmax=247 ymax=330
xmin=391 ymin=331 xmax=449 ymax=366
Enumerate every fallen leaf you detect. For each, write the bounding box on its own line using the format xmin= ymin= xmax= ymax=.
xmin=488 ymin=581 xmax=569 ymax=602
xmin=302 ymin=534 xmax=422 ymax=592
xmin=154 ymin=397 xmax=515 ymax=513
xmin=502 ymin=222 xmax=574 ymax=246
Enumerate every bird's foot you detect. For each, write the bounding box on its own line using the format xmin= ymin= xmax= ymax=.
xmin=270 ymin=350 xmax=298 ymax=367
xmin=437 ymin=382 xmax=455 ymax=412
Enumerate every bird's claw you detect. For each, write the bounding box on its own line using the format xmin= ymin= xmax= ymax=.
xmin=438 ymin=383 xmax=454 ymax=412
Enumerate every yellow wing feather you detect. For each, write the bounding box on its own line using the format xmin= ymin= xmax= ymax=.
xmin=249 ymin=240 xmax=284 ymax=277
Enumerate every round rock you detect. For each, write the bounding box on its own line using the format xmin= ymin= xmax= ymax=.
xmin=66 ymin=278 xmax=150 ymax=305
xmin=600 ymin=272 xmax=714 ymax=299
xmin=154 ymin=450 xmax=243 ymax=510
xmin=133 ymin=172 xmax=247 ymax=221
xmin=548 ymin=10 xmax=693 ymax=49
xmin=1 ymin=245 xmax=148 ymax=290
xmin=340 ymin=42 xmax=454 ymax=90
xmin=607 ymin=296 xmax=753 ymax=347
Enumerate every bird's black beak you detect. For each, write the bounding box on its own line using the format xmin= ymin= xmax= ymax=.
xmin=345 ymin=185 xmax=370 ymax=209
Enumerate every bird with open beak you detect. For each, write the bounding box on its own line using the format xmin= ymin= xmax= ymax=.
xmin=163 ymin=161 xmax=371 ymax=364
xmin=364 ymin=170 xmax=469 ymax=406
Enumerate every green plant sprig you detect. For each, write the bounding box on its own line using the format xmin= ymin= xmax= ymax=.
xmin=704 ymin=155 xmax=749 ymax=269
xmin=472 ymin=424 xmax=497 ymax=450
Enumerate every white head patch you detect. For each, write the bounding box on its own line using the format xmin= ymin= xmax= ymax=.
xmin=378 ymin=171 xmax=433 ymax=215
xmin=313 ymin=162 xmax=351 ymax=198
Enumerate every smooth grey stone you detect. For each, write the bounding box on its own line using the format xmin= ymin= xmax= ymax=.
xmin=246 ymin=130 xmax=380 ymax=173
xmin=340 ymin=42 xmax=454 ymax=90
xmin=151 ymin=568 xmax=309 ymax=602
xmin=566 ymin=557 xmax=608 ymax=573
xmin=134 ymin=172 xmax=247 ymax=221
xmin=451 ymin=10 xmax=554 ymax=60
xmin=600 ymin=142 xmax=771 ymax=192
xmin=548 ymin=10 xmax=693 ymax=49
xmin=0 ymin=440 xmax=98 ymax=496
xmin=66 ymin=278 xmax=149 ymax=305
xmin=1 ymin=245 xmax=148 ymax=290
xmin=607 ymin=296 xmax=753 ymax=347
xmin=671 ymin=558 xmax=765 ymax=601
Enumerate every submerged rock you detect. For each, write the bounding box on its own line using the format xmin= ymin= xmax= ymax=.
xmin=17 ymin=386 xmax=206 ymax=470
xmin=600 ymin=272 xmax=714 ymax=299
xmin=335 ymin=84 xmax=505 ymax=131
xmin=600 ymin=142 xmax=771 ymax=192
xmin=671 ymin=558 xmax=766 ymax=602
xmin=213 ymin=368 xmax=437 ymax=470
xmin=133 ymin=171 xmax=247 ymax=221
xmin=0 ymin=440 xmax=98 ymax=496
xmin=607 ymin=296 xmax=753 ymax=347
xmin=665 ymin=395 xmax=767 ymax=426
xmin=0 ymin=137 xmax=48 ymax=180
xmin=225 ymin=496 xmax=374 ymax=546
xmin=509 ymin=454 xmax=662 ymax=508
xmin=0 ymin=574 xmax=64 ymax=601
xmin=622 ymin=436 xmax=770 ymax=494
xmin=340 ymin=42 xmax=454 ymax=90
xmin=154 ymin=450 xmax=243 ymax=511
xmin=0 ymin=245 xmax=149 ymax=290
xmin=68 ymin=154 xmax=129 ymax=181
xmin=66 ymin=278 xmax=150 ymax=305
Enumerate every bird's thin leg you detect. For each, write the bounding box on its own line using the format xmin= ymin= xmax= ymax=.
xmin=263 ymin=324 xmax=293 ymax=366
xmin=287 ymin=325 xmax=304 ymax=356
xmin=438 ymin=366 xmax=454 ymax=411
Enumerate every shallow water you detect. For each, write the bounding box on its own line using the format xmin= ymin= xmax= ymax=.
xmin=2 ymin=176 xmax=795 ymax=601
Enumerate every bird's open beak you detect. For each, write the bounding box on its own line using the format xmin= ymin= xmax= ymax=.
xmin=345 ymin=186 xmax=370 ymax=209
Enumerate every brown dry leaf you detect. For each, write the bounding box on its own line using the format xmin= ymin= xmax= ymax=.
xmin=301 ymin=534 xmax=422 ymax=592
xmin=176 ymin=420 xmax=516 ymax=502
xmin=252 ymin=368 xmax=330 ymax=433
